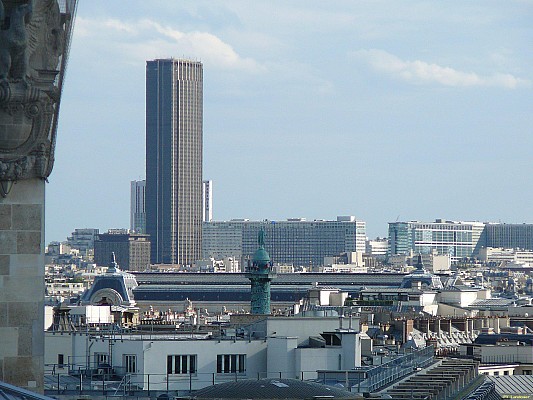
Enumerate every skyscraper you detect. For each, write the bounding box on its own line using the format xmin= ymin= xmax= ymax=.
xmin=130 ymin=179 xmax=146 ymax=233
xmin=146 ymin=59 xmax=203 ymax=265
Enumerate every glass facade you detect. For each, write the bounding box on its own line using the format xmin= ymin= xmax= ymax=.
xmin=146 ymin=59 xmax=203 ymax=265
xmin=388 ymin=220 xmax=485 ymax=261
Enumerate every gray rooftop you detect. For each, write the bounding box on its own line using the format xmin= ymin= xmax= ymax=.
xmin=487 ymin=375 xmax=533 ymax=395
xmin=133 ymin=272 xmax=408 ymax=286
xmin=469 ymin=298 xmax=515 ymax=308
xmin=193 ymin=378 xmax=359 ymax=399
xmin=0 ymin=381 xmax=56 ymax=400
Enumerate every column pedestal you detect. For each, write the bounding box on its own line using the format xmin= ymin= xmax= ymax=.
xmin=0 ymin=179 xmax=45 ymax=392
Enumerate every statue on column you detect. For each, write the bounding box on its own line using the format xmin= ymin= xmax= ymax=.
xmin=0 ymin=0 xmax=77 ymax=196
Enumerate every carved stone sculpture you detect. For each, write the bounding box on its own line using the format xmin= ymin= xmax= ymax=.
xmin=0 ymin=0 xmax=77 ymax=196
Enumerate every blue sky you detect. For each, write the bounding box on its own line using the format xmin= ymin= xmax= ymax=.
xmin=47 ymin=1 xmax=533 ymax=242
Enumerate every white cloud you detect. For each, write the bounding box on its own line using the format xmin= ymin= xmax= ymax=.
xmin=352 ymin=49 xmax=530 ymax=89
xmin=73 ymin=17 xmax=264 ymax=73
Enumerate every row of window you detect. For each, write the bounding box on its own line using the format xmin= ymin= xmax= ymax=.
xmin=167 ymin=354 xmax=246 ymax=375
xmin=58 ymin=353 xmax=246 ymax=375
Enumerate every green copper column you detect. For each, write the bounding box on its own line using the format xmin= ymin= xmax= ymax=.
xmin=245 ymin=229 xmax=276 ymax=314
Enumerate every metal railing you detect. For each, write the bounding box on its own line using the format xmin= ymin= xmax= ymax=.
xmin=316 ymin=346 xmax=435 ymax=393
xmin=45 ymin=349 xmax=435 ymax=397
xmin=44 ymin=369 xmax=323 ymax=397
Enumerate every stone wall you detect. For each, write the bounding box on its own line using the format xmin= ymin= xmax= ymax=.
xmin=0 ymin=179 xmax=45 ymax=391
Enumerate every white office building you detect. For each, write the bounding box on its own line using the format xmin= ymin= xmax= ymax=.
xmin=388 ymin=219 xmax=485 ymax=262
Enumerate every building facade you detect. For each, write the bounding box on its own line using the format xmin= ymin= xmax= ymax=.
xmin=94 ymin=231 xmax=151 ymax=271
xmin=66 ymin=228 xmax=99 ymax=255
xmin=388 ymin=220 xmax=485 ymax=262
xmin=44 ymin=316 xmax=365 ymax=393
xmin=484 ymin=224 xmax=533 ymax=251
xmin=146 ymin=59 xmax=203 ymax=265
xmin=130 ymin=180 xmax=146 ymax=233
xmin=203 ymin=216 xmax=366 ymax=267
xmin=202 ymin=180 xmax=212 ymax=222
xmin=365 ymin=237 xmax=388 ymax=257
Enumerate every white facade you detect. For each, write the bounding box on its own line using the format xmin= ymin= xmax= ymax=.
xmin=438 ymin=288 xmax=480 ymax=308
xmin=479 ymin=247 xmax=533 ymax=265
xmin=45 ymin=316 xmax=368 ymax=392
xmin=130 ymin=180 xmax=146 ymax=234
xmin=365 ymin=238 xmax=388 ymax=257
xmin=69 ymin=305 xmax=114 ymax=324
xmin=46 ymin=281 xmax=85 ymax=297
xmin=202 ymin=180 xmax=213 ymax=222
xmin=197 ymin=257 xmax=240 ymax=273
xmin=460 ymin=342 xmax=533 ymax=364
xmin=388 ymin=219 xmax=485 ymax=262
xmin=47 ymin=241 xmax=71 ymax=256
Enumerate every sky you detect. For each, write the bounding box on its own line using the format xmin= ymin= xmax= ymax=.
xmin=46 ymin=0 xmax=533 ymax=242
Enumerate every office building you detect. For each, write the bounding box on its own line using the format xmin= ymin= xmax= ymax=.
xmin=66 ymin=228 xmax=99 ymax=254
xmin=146 ymin=59 xmax=203 ymax=265
xmin=365 ymin=237 xmax=388 ymax=257
xmin=203 ymin=216 xmax=366 ymax=267
xmin=484 ymin=223 xmax=533 ymax=251
xmin=388 ymin=220 xmax=485 ymax=262
xmin=202 ymin=180 xmax=213 ymax=222
xmin=94 ymin=230 xmax=151 ymax=271
xmin=130 ymin=180 xmax=146 ymax=233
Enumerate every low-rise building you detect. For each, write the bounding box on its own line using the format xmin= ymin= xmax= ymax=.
xmin=44 ymin=315 xmax=370 ymax=394
xmin=459 ymin=333 xmax=533 ymax=377
xmin=479 ymin=247 xmax=533 ymax=266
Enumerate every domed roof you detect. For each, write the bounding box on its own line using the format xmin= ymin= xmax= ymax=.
xmin=400 ymin=254 xmax=443 ymax=290
xmin=80 ymin=253 xmax=138 ymax=307
xmin=193 ymin=378 xmax=358 ymax=399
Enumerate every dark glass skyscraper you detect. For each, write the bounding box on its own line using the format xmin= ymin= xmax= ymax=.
xmin=146 ymin=59 xmax=203 ymax=265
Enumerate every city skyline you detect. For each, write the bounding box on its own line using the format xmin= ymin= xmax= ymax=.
xmin=45 ymin=1 xmax=532 ymax=243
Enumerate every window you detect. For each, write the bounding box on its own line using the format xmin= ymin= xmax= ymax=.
xmin=217 ymin=354 xmax=246 ymax=374
xmin=167 ymin=355 xmax=196 ymax=375
xmin=124 ymin=354 xmax=137 ymax=374
xmin=57 ymin=354 xmax=65 ymax=368
xmin=95 ymin=353 xmax=109 ymax=367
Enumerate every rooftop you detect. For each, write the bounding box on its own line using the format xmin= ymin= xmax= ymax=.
xmin=193 ymin=378 xmax=358 ymax=399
